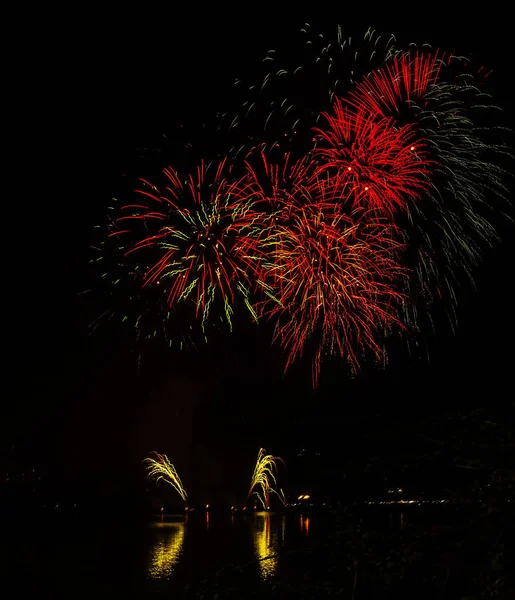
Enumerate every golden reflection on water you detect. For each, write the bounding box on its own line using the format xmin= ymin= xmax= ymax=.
xmin=300 ymin=514 xmax=310 ymax=536
xmin=252 ymin=512 xmax=282 ymax=580
xmin=147 ymin=519 xmax=186 ymax=579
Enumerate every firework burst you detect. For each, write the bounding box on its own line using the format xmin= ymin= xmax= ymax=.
xmin=112 ymin=158 xmax=267 ymax=337
xmin=347 ymin=49 xmax=513 ymax=333
xmin=144 ymin=452 xmax=188 ymax=502
xmin=262 ymin=182 xmax=407 ymax=387
xmin=225 ymin=28 xmax=512 ymax=343
xmin=313 ymin=100 xmax=432 ymax=216
xmin=248 ymin=448 xmax=286 ymax=510
xmin=94 ymin=25 xmax=512 ymax=386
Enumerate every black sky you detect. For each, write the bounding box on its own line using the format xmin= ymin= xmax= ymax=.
xmin=9 ymin=16 xmax=514 ymax=500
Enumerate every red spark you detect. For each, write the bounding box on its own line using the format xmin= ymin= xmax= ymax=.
xmin=313 ymin=100 xmax=432 ymax=216
xmin=114 ymin=158 xmax=266 ymax=329
xmin=347 ymin=51 xmax=446 ymax=117
xmin=234 ymin=151 xmax=318 ymax=222
xmin=261 ymin=180 xmax=407 ymax=387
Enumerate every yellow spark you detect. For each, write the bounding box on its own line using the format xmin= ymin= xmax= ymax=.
xmin=248 ymin=448 xmax=285 ymax=510
xmin=143 ymin=452 xmax=188 ymax=502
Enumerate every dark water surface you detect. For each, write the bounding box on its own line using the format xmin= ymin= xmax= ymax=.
xmin=4 ymin=506 xmax=505 ymax=598
xmin=4 ymin=510 xmax=326 ymax=597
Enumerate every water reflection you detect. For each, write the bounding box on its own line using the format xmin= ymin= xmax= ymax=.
xmin=300 ymin=514 xmax=310 ymax=536
xmin=252 ymin=512 xmax=281 ymax=580
xmin=147 ymin=519 xmax=186 ymax=579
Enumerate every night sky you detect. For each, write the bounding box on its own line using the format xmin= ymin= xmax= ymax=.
xmin=9 ymin=16 xmax=514 ymax=506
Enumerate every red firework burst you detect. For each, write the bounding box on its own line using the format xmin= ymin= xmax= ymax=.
xmin=112 ymin=158 xmax=266 ymax=332
xmin=232 ymin=151 xmax=338 ymax=297
xmin=235 ymin=151 xmax=318 ymax=221
xmin=262 ymin=181 xmax=407 ymax=387
xmin=347 ymin=51 xmax=445 ymax=117
xmin=313 ymin=100 xmax=432 ymax=216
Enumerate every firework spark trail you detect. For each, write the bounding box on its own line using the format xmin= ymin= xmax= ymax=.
xmin=347 ymin=51 xmax=445 ymax=117
xmin=114 ymin=158 xmax=268 ymax=335
xmin=225 ymin=27 xmax=511 ymax=342
xmin=94 ymin=26 xmax=512 ymax=385
xmin=248 ymin=449 xmax=286 ymax=510
xmin=221 ymin=25 xmax=399 ymax=160
xmin=313 ymin=100 xmax=433 ymax=216
xmin=89 ymin=200 xmax=203 ymax=370
xmin=237 ymin=151 xmax=316 ymax=217
xmin=232 ymin=151 xmax=327 ymax=300
xmin=143 ymin=452 xmax=188 ymax=502
xmin=346 ymin=49 xmax=513 ymax=332
xmin=261 ymin=179 xmax=407 ymax=387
